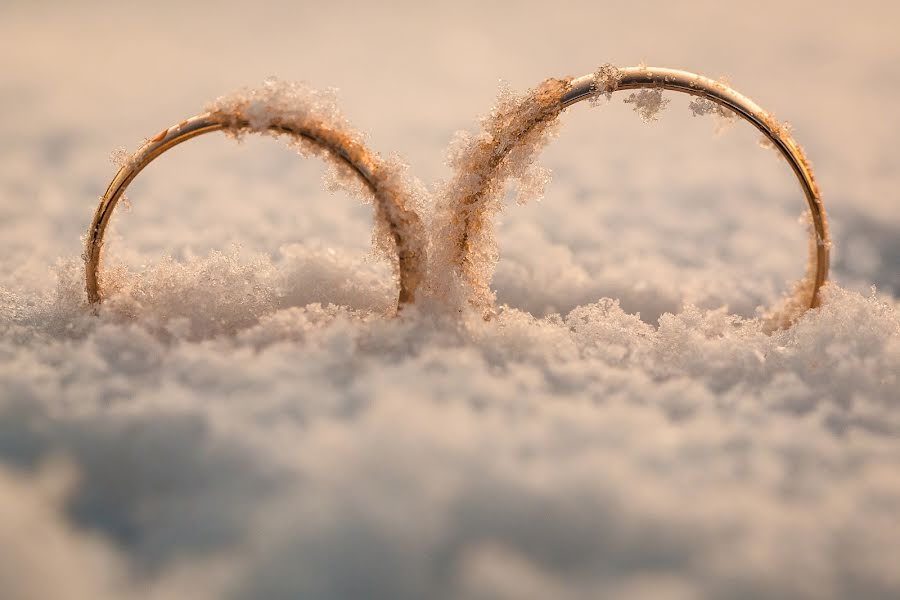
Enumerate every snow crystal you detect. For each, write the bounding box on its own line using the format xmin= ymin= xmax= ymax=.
xmin=756 ymin=117 xmax=797 ymax=158
xmin=688 ymin=96 xmax=738 ymax=132
xmin=589 ymin=63 xmax=622 ymax=106
xmin=623 ymin=88 xmax=670 ymax=122
xmin=108 ymin=147 xmax=130 ymax=168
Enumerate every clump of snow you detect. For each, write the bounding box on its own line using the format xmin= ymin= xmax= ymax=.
xmin=205 ymin=79 xmax=370 ymax=200
xmin=623 ymin=88 xmax=670 ymax=122
xmin=757 ymin=117 xmax=793 ymax=153
xmin=427 ymin=77 xmax=571 ymax=316
xmin=687 ymin=77 xmax=738 ymax=131
xmin=108 ymin=147 xmax=131 ymax=169
xmin=688 ymin=96 xmax=738 ymax=133
xmin=106 ymin=148 xmax=133 ymax=210
xmin=589 ymin=63 xmax=622 ymax=105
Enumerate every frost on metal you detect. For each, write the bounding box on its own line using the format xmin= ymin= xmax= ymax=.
xmin=623 ymin=88 xmax=670 ymax=122
xmin=427 ymin=77 xmax=572 ymax=317
xmin=688 ymin=96 xmax=738 ymax=133
xmin=687 ymin=76 xmax=738 ymax=130
xmin=107 ymin=148 xmax=133 ymax=210
xmin=108 ymin=147 xmax=131 ymax=169
xmin=758 ymin=118 xmax=793 ymax=152
xmin=205 ymin=78 xmax=427 ymax=305
xmin=589 ymin=63 xmax=622 ymax=106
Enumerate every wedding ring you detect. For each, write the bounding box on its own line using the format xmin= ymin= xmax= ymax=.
xmin=84 ymin=112 xmax=424 ymax=309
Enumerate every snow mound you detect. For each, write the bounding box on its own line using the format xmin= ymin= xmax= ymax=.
xmin=1 ymin=247 xmax=898 ymax=599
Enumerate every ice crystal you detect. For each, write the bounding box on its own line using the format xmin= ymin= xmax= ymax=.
xmin=688 ymin=96 xmax=737 ymax=132
xmin=589 ymin=63 xmax=622 ymax=106
xmin=758 ymin=118 xmax=793 ymax=152
xmin=108 ymin=147 xmax=130 ymax=168
xmin=623 ymin=88 xmax=670 ymax=122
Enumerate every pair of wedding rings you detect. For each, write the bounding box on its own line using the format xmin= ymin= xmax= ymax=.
xmin=84 ymin=66 xmax=829 ymax=328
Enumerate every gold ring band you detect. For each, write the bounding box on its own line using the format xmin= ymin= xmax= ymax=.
xmin=85 ymin=110 xmax=425 ymax=310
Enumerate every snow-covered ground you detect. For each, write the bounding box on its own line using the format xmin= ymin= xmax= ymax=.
xmin=1 ymin=1 xmax=898 ymax=598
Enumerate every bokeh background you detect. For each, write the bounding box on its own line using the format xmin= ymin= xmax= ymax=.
xmin=1 ymin=1 xmax=898 ymax=599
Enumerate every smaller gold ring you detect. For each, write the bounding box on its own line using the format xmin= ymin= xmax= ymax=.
xmin=85 ymin=112 xmax=424 ymax=310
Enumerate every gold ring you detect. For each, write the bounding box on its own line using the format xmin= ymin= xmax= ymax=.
xmin=85 ymin=92 xmax=425 ymax=311
xmin=439 ymin=65 xmax=830 ymax=328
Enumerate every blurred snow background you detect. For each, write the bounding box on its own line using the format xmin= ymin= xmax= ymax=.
xmin=1 ymin=1 xmax=898 ymax=598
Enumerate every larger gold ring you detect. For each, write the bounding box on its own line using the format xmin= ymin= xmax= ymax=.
xmin=440 ymin=66 xmax=830 ymax=328
xmin=85 ymin=106 xmax=425 ymax=310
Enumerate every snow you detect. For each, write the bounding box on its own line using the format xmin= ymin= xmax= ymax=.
xmin=624 ymin=88 xmax=671 ymax=123
xmin=589 ymin=63 xmax=622 ymax=105
xmin=1 ymin=1 xmax=899 ymax=599
xmin=688 ymin=95 xmax=738 ymax=133
xmin=429 ymin=77 xmax=570 ymax=315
